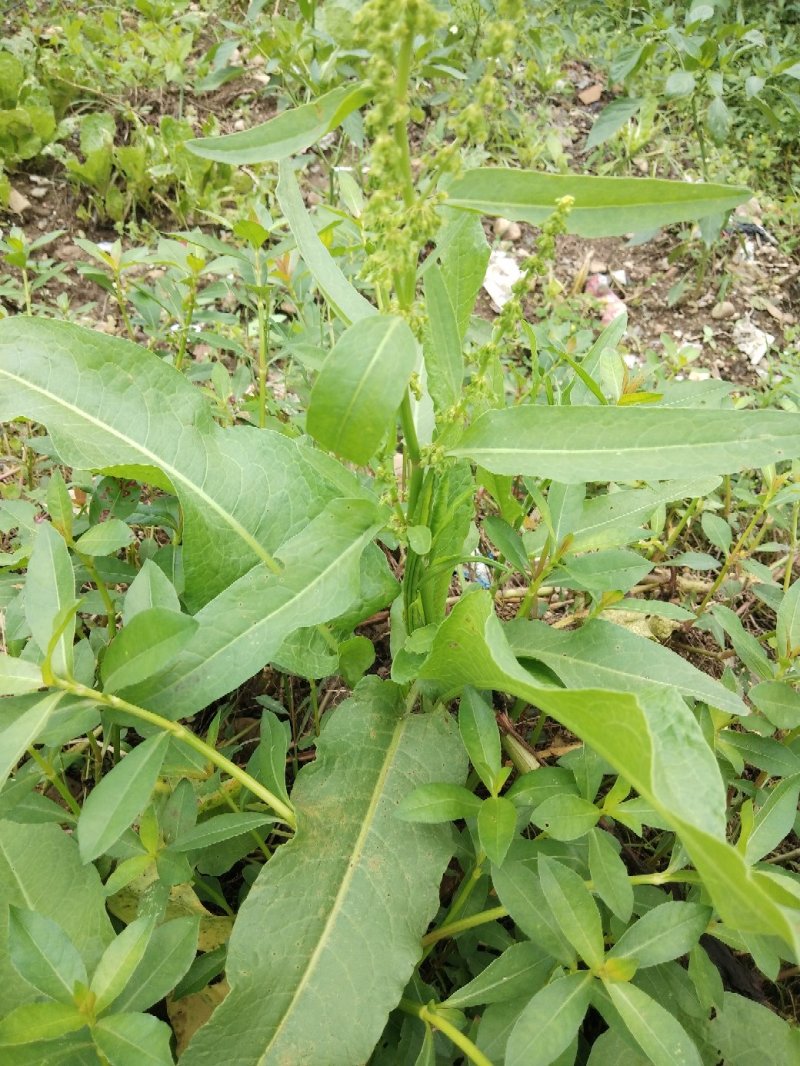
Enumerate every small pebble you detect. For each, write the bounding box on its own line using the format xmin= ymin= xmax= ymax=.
xmin=711 ymin=301 xmax=736 ymax=320
xmin=493 ymin=217 xmax=522 ymax=241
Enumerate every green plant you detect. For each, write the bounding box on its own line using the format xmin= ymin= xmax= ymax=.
xmin=2 ymin=2 xmax=800 ymax=1064
xmin=590 ymin=0 xmax=800 ymax=184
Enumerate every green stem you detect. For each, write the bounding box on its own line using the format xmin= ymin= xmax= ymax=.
xmin=75 ymin=550 xmax=117 ymax=640
xmin=690 ymin=94 xmax=710 ymax=182
xmin=174 ymin=275 xmax=198 ymax=373
xmin=422 ymin=850 xmax=486 ymax=960
xmin=113 ymin=273 xmax=136 ymax=343
xmin=48 ymin=677 xmax=297 ymax=829
xmin=785 ymin=500 xmax=799 ymax=593
xmin=652 ymin=496 xmax=700 ymax=562
xmin=398 ymin=999 xmax=495 ymax=1066
xmin=21 ymin=267 xmax=32 ymax=316
xmin=421 ymin=904 xmax=508 ymax=947
xmin=26 ymin=746 xmax=81 ymax=817
xmin=695 ymin=479 xmax=781 ymax=616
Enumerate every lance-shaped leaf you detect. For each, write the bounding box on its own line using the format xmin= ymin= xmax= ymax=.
xmin=186 ymin=84 xmax=371 ymax=164
xmin=606 ymin=981 xmax=702 ymax=1066
xmin=307 ymin=316 xmax=418 ymax=464
xmin=0 ymin=692 xmax=63 ymax=790
xmin=446 ymin=169 xmax=749 ymax=237
xmin=423 ymin=263 xmax=463 ymax=412
xmin=0 ymin=823 xmax=114 ymax=1016
xmin=418 ymin=592 xmax=800 ymax=958
xmin=451 ymin=407 xmax=800 ymax=483
xmin=277 ymin=161 xmax=375 ymax=325
xmin=121 ymin=499 xmax=382 ymax=719
xmin=507 ymin=617 xmax=747 ymax=717
xmin=25 ymin=522 xmax=75 ymax=678
xmin=0 ymin=317 xmax=365 ymax=610
xmin=181 ymin=677 xmax=466 ymax=1066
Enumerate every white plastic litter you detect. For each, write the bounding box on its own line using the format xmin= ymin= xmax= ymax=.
xmin=483 ymin=249 xmax=522 ymax=309
xmin=732 ymin=317 xmax=774 ymax=366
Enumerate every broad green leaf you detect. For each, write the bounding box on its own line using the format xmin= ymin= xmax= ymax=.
xmin=121 ymin=499 xmax=381 ymax=719
xmin=711 ymin=604 xmax=773 ymax=681
xmin=24 ymin=521 xmax=74 ymax=677
xmin=505 ymin=972 xmax=593 ymax=1066
xmin=749 ymin=681 xmax=800 ymax=729
xmin=491 ymin=857 xmax=575 ymax=964
xmin=171 ymin=813 xmax=274 ymax=852
xmin=0 ymin=318 xmax=365 ymax=610
xmin=532 ymin=794 xmax=600 ymax=840
xmin=110 ymin=917 xmax=199 ymax=1014
xmin=701 ymin=511 xmax=732 ymax=555
xmin=46 ymin=469 xmax=73 ymax=541
xmin=433 ymin=210 xmax=490 ymax=341
xmin=418 ymin=593 xmax=800 ymax=956
xmin=551 ymin=549 xmax=652 ymax=596
xmin=709 ymin=991 xmax=800 ymax=1065
xmin=451 ymin=407 xmax=800 ymax=483
xmin=609 ymin=902 xmax=711 ymax=968
xmin=0 ymin=692 xmax=62 ymax=790
xmin=586 ymin=97 xmax=644 ymax=150
xmin=396 ymin=782 xmax=481 ymax=823
xmin=0 ymin=653 xmax=43 ymax=696
xmin=539 ymin=856 xmax=604 ymax=969
xmin=420 ymin=593 xmax=727 ymax=840
xmin=74 ymin=519 xmax=133 ymax=557
xmin=566 ymin=478 xmax=720 ymax=552
xmin=588 ymin=828 xmax=634 ymax=922
xmin=276 ymin=161 xmax=375 ymax=324
xmin=122 ymin=560 xmax=181 ymax=624
xmin=101 ymin=608 xmax=197 ymax=693
xmin=777 ymin=578 xmax=800 ymax=659
xmin=92 ymin=1011 xmax=173 ymax=1066
xmin=606 ymin=981 xmax=702 ymax=1066
xmin=745 ymin=775 xmax=800 ymax=865
xmin=484 ymin=515 xmax=530 ymax=573
xmin=251 ymin=710 xmax=291 ymax=806
xmin=423 ymin=263 xmax=463 ymax=412
xmin=181 ymin=677 xmax=465 ymax=1066
xmin=0 ymin=1034 xmax=97 ymax=1066
xmin=0 ymin=1001 xmax=86 ymax=1046
xmin=0 ymin=822 xmax=113 ymax=1015
xmin=688 ymin=944 xmax=724 ymax=1012
xmin=446 ymin=169 xmax=748 ymax=237
xmin=442 ymin=942 xmax=552 ymax=1008
xmin=90 ymin=916 xmax=154 ymax=1014
xmin=8 ymin=907 xmax=87 ymax=1003
xmin=507 ymin=617 xmax=747 ymax=717
xmin=458 ymin=687 xmax=502 ymax=789
xmin=586 ymin=1027 xmax=651 ymax=1066
xmin=665 ymin=70 xmax=697 ymax=98
xmin=77 ymin=733 xmax=170 ymax=863
xmin=478 ymin=796 xmax=517 ymax=866
xmin=186 ymin=83 xmax=371 ymax=163
xmin=307 ymin=315 xmax=417 ymax=464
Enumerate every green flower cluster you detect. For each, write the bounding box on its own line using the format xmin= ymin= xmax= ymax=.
xmin=354 ymin=0 xmax=445 ymax=305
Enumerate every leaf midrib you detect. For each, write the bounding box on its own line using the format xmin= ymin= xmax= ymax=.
xmin=148 ymin=525 xmax=374 ymax=706
xmin=256 ymin=712 xmax=409 ymax=1063
xmin=0 ymin=367 xmax=276 ymax=572
xmin=519 ymin=633 xmax=740 ymax=712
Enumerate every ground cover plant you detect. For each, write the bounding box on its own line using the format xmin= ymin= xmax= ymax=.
xmin=1 ymin=1 xmax=800 ymax=1064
